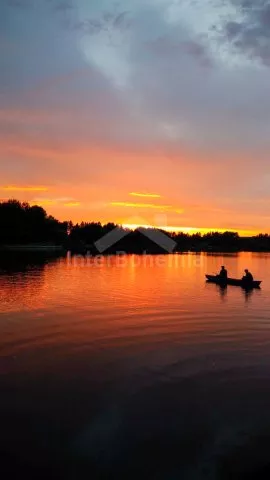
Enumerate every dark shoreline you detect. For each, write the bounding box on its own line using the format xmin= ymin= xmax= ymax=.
xmin=1 ymin=200 xmax=270 ymax=255
xmin=1 ymin=246 xmax=270 ymax=255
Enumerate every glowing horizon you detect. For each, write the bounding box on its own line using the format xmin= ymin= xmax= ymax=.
xmin=122 ymin=224 xmax=259 ymax=237
xmin=0 ymin=193 xmax=267 ymax=236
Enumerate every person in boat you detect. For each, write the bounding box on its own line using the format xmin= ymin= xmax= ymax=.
xmin=242 ymin=269 xmax=253 ymax=283
xmin=218 ymin=266 xmax=228 ymax=280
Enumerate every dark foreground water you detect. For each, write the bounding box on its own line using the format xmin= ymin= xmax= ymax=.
xmin=1 ymin=252 xmax=270 ymax=479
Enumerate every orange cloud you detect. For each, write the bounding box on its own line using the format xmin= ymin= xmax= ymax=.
xmin=30 ymin=200 xmax=57 ymax=207
xmin=64 ymin=202 xmax=81 ymax=207
xmin=2 ymin=185 xmax=48 ymax=192
xmin=111 ymin=202 xmax=184 ymax=213
xmin=111 ymin=202 xmax=170 ymax=209
xmin=30 ymin=197 xmax=81 ymax=208
xmin=129 ymin=192 xmax=161 ymax=198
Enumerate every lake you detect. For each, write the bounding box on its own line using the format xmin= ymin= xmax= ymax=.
xmin=1 ymin=252 xmax=270 ymax=479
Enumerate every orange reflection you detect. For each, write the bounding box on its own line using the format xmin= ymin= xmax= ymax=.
xmin=0 ymin=252 xmax=267 ymax=368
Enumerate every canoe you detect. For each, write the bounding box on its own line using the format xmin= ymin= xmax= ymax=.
xmin=206 ymin=274 xmax=261 ymax=289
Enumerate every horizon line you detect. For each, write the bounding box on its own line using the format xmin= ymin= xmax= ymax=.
xmin=0 ymin=198 xmax=266 ymax=237
xmin=121 ymin=224 xmax=261 ymax=237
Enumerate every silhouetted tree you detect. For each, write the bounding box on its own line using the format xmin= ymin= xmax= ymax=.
xmin=0 ymin=200 xmax=68 ymax=245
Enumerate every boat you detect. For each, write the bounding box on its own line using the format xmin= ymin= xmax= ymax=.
xmin=205 ymin=274 xmax=261 ymax=289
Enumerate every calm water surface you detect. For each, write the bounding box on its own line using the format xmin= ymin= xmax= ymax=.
xmin=1 ymin=252 xmax=270 ymax=479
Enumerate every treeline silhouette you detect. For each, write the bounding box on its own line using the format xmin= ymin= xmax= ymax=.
xmin=1 ymin=199 xmax=270 ymax=253
xmin=0 ymin=200 xmax=68 ymax=245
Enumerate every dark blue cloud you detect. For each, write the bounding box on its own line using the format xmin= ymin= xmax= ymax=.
xmin=224 ymin=0 xmax=270 ymax=65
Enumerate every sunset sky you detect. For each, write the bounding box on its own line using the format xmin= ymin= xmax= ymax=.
xmin=1 ymin=0 xmax=270 ymax=234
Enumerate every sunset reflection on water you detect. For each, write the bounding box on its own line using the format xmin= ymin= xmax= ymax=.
xmin=1 ymin=252 xmax=270 ymax=478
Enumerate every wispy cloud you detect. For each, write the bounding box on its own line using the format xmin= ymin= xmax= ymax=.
xmin=111 ymin=202 xmax=184 ymax=214
xmin=30 ymin=197 xmax=80 ymax=208
xmin=54 ymin=1 xmax=74 ymax=13
xmin=111 ymin=202 xmax=171 ymax=209
xmin=148 ymin=36 xmax=213 ymax=67
xmin=1 ymin=185 xmax=48 ymax=192
xmin=30 ymin=199 xmax=57 ymax=207
xmin=129 ymin=192 xmax=161 ymax=198
xmin=71 ymin=9 xmax=131 ymax=35
xmin=64 ymin=201 xmax=81 ymax=207
xmin=4 ymin=0 xmax=33 ymax=8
